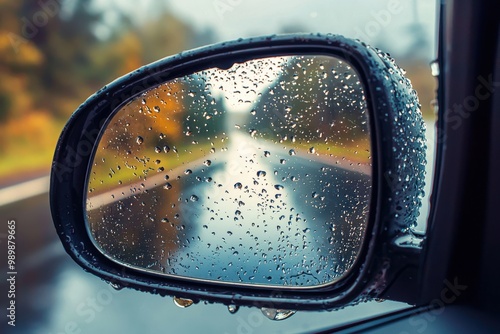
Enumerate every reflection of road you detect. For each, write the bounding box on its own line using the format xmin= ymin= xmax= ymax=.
xmin=138 ymin=131 xmax=372 ymax=287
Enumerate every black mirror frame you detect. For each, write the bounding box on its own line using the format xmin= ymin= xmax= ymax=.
xmin=50 ymin=34 xmax=426 ymax=311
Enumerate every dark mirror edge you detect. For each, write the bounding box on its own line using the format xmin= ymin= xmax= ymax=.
xmin=49 ymin=33 xmax=426 ymax=311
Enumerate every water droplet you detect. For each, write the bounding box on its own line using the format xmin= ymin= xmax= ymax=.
xmin=256 ymin=170 xmax=267 ymax=177
xmin=288 ymin=149 xmax=296 ymax=156
xmin=108 ymin=282 xmax=123 ymax=290
xmin=190 ymin=195 xmax=199 ymax=202
xmin=163 ymin=145 xmax=170 ymax=153
xmin=274 ymin=185 xmax=284 ymax=190
xmin=260 ymin=308 xmax=296 ymax=321
xmin=136 ymin=136 xmax=144 ymax=145
xmin=185 ymin=169 xmax=193 ymax=175
xmin=203 ymin=160 xmax=212 ymax=166
xmin=154 ymin=146 xmax=161 ymax=153
xmin=234 ymin=182 xmax=243 ymax=189
xmin=173 ymin=297 xmax=194 ymax=308
xmin=280 ymin=159 xmax=286 ymax=164
xmin=185 ymin=130 xmax=193 ymax=136
xmin=163 ymin=183 xmax=172 ymax=190
xmin=309 ymin=147 xmax=316 ymax=154
xmin=264 ymin=151 xmax=271 ymax=157
xmin=227 ymin=305 xmax=239 ymax=314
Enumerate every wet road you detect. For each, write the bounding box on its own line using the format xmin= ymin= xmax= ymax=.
xmin=0 ymin=193 xmax=404 ymax=334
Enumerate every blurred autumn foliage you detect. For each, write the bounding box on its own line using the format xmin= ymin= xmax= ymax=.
xmin=0 ymin=0 xmax=434 ymax=180
xmin=0 ymin=0 xmax=204 ymax=177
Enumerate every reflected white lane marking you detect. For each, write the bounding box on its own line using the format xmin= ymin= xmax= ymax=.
xmin=0 ymin=175 xmax=50 ymax=206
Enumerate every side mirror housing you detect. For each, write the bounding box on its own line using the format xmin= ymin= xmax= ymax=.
xmin=50 ymin=34 xmax=426 ymax=311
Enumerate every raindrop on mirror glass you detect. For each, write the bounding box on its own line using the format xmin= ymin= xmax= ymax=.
xmin=227 ymin=305 xmax=239 ymax=314
xmin=108 ymin=282 xmax=123 ymax=290
xmin=136 ymin=136 xmax=144 ymax=145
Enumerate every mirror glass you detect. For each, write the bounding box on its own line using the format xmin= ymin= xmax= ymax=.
xmin=85 ymin=54 xmax=372 ymax=288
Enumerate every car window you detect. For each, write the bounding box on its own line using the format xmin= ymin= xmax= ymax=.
xmin=0 ymin=0 xmax=436 ymax=333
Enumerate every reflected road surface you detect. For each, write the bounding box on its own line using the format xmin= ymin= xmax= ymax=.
xmin=88 ymin=132 xmax=371 ymax=287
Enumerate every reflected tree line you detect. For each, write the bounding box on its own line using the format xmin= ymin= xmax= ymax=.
xmin=247 ymin=55 xmax=370 ymax=159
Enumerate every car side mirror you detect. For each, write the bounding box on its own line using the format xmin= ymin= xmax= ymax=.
xmin=50 ymin=34 xmax=426 ymax=312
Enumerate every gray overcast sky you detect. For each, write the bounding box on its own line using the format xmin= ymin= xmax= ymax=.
xmin=172 ymin=0 xmax=437 ymax=59
xmin=96 ymin=0 xmax=437 ymax=60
